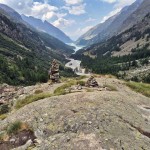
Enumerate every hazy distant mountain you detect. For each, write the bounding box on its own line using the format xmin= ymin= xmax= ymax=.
xmin=22 ymin=15 xmax=73 ymax=43
xmin=73 ymin=12 xmax=150 ymax=81
xmin=0 ymin=3 xmax=22 ymax=22
xmin=76 ymin=0 xmax=143 ymax=46
xmin=119 ymin=0 xmax=150 ymax=33
xmin=76 ymin=14 xmax=117 ymax=46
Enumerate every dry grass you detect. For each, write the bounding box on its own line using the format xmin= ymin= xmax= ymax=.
xmin=54 ymin=80 xmax=76 ymax=95
xmin=15 ymin=92 xmax=52 ymax=109
xmin=126 ymin=81 xmax=150 ymax=97
xmin=0 ymin=114 xmax=7 ymax=120
xmin=104 ymin=84 xmax=117 ymax=91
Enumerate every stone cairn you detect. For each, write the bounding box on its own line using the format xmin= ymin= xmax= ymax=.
xmin=86 ymin=76 xmax=99 ymax=87
xmin=49 ymin=59 xmax=60 ymax=83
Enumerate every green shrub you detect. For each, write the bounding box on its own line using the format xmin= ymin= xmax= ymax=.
xmin=77 ymin=80 xmax=86 ymax=86
xmin=126 ymin=82 xmax=150 ymax=97
xmin=7 ymin=121 xmax=22 ymax=135
xmin=76 ymin=75 xmax=86 ymax=80
xmin=0 ymin=114 xmax=7 ymax=120
xmin=54 ymin=80 xmax=76 ymax=96
xmin=34 ymin=89 xmax=43 ymax=94
xmin=0 ymin=104 xmax=9 ymax=115
xmin=15 ymin=92 xmax=52 ymax=109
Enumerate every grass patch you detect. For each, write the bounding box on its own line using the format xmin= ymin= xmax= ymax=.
xmin=15 ymin=92 xmax=52 ymax=109
xmin=54 ymin=80 xmax=76 ymax=95
xmin=7 ymin=121 xmax=22 ymax=135
xmin=86 ymin=89 xmax=94 ymax=92
xmin=34 ymin=89 xmax=43 ymax=94
xmin=0 ymin=104 xmax=9 ymax=115
xmin=0 ymin=114 xmax=7 ymax=120
xmin=77 ymin=80 xmax=86 ymax=86
xmin=76 ymin=75 xmax=87 ymax=80
xmin=16 ymin=79 xmax=86 ymax=109
xmin=126 ymin=81 xmax=150 ymax=97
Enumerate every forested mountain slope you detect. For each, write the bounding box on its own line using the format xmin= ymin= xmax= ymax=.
xmin=73 ymin=13 xmax=150 ymax=82
xmin=0 ymin=5 xmax=74 ymax=85
xmin=22 ymin=15 xmax=73 ymax=44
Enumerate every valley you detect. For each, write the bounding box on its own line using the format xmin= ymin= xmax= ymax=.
xmin=0 ymin=0 xmax=150 ymax=149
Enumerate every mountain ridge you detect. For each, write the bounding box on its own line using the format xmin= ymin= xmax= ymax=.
xmin=0 ymin=4 xmax=75 ymax=85
xmin=76 ymin=0 xmax=143 ymax=46
xmin=21 ymin=15 xmax=73 ymax=44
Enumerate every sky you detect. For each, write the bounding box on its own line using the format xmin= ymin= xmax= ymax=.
xmin=0 ymin=0 xmax=136 ymax=40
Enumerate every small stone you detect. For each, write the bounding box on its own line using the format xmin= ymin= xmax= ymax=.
xmin=10 ymin=138 xmax=16 ymax=143
xmin=88 ymin=121 xmax=92 ymax=125
xmin=34 ymin=139 xmax=42 ymax=144
xmin=40 ymin=118 xmax=43 ymax=122
xmin=77 ymin=84 xmax=82 ymax=90
xmin=66 ymin=137 xmax=70 ymax=142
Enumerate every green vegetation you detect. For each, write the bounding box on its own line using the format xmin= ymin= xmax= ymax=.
xmin=73 ymin=47 xmax=150 ymax=79
xmin=0 ymin=104 xmax=9 ymax=115
xmin=34 ymin=90 xmax=43 ymax=94
xmin=7 ymin=121 xmax=22 ymax=135
xmin=126 ymin=82 xmax=150 ymax=97
xmin=76 ymin=75 xmax=87 ymax=80
xmin=16 ymin=78 xmax=87 ymax=109
xmin=0 ymin=12 xmax=75 ymax=86
xmin=0 ymin=114 xmax=7 ymax=120
xmin=72 ymin=14 xmax=150 ymax=83
xmin=54 ymin=80 xmax=76 ymax=95
xmin=15 ymin=93 xmax=52 ymax=109
xmin=77 ymin=80 xmax=86 ymax=86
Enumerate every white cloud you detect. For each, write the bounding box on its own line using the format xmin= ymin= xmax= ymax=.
xmin=101 ymin=8 xmax=121 ymax=23
xmin=0 ymin=0 xmax=64 ymax=20
xmin=100 ymin=0 xmax=136 ymax=23
xmin=85 ymin=17 xmax=97 ymax=23
xmin=76 ymin=26 xmax=93 ymax=36
xmin=63 ymin=3 xmax=86 ymax=15
xmin=100 ymin=0 xmax=117 ymax=3
xmin=52 ymin=18 xmax=75 ymax=28
xmin=64 ymin=0 xmax=83 ymax=5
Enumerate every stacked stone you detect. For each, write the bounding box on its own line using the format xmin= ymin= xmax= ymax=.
xmin=86 ymin=76 xmax=99 ymax=87
xmin=49 ymin=59 xmax=60 ymax=83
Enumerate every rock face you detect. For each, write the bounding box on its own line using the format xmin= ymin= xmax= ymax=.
xmin=0 ymin=84 xmax=23 ymax=105
xmin=0 ymin=77 xmax=150 ymax=149
xmin=86 ymin=76 xmax=99 ymax=87
xmin=49 ymin=59 xmax=60 ymax=83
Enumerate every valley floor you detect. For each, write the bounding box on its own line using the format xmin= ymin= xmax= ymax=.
xmin=0 ymin=76 xmax=150 ymax=150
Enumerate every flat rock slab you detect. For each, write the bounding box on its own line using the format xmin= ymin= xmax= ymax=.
xmin=1 ymin=89 xmax=150 ymax=149
xmin=1 ymin=77 xmax=150 ymax=149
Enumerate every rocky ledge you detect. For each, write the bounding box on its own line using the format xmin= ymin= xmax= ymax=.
xmin=0 ymin=77 xmax=150 ymax=150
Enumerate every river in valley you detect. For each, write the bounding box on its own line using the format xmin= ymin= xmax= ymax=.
xmin=65 ymin=43 xmax=90 ymax=76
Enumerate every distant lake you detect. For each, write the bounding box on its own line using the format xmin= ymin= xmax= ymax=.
xmin=67 ymin=43 xmax=84 ymax=52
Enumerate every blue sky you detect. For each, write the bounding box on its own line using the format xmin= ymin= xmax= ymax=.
xmin=0 ymin=0 xmax=136 ymax=40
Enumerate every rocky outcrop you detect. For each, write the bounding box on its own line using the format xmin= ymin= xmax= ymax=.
xmin=0 ymin=77 xmax=150 ymax=149
xmin=0 ymin=84 xmax=23 ymax=105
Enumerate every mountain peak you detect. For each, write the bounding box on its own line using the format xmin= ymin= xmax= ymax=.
xmin=21 ymin=15 xmax=73 ymax=43
xmin=0 ymin=3 xmax=22 ymax=21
